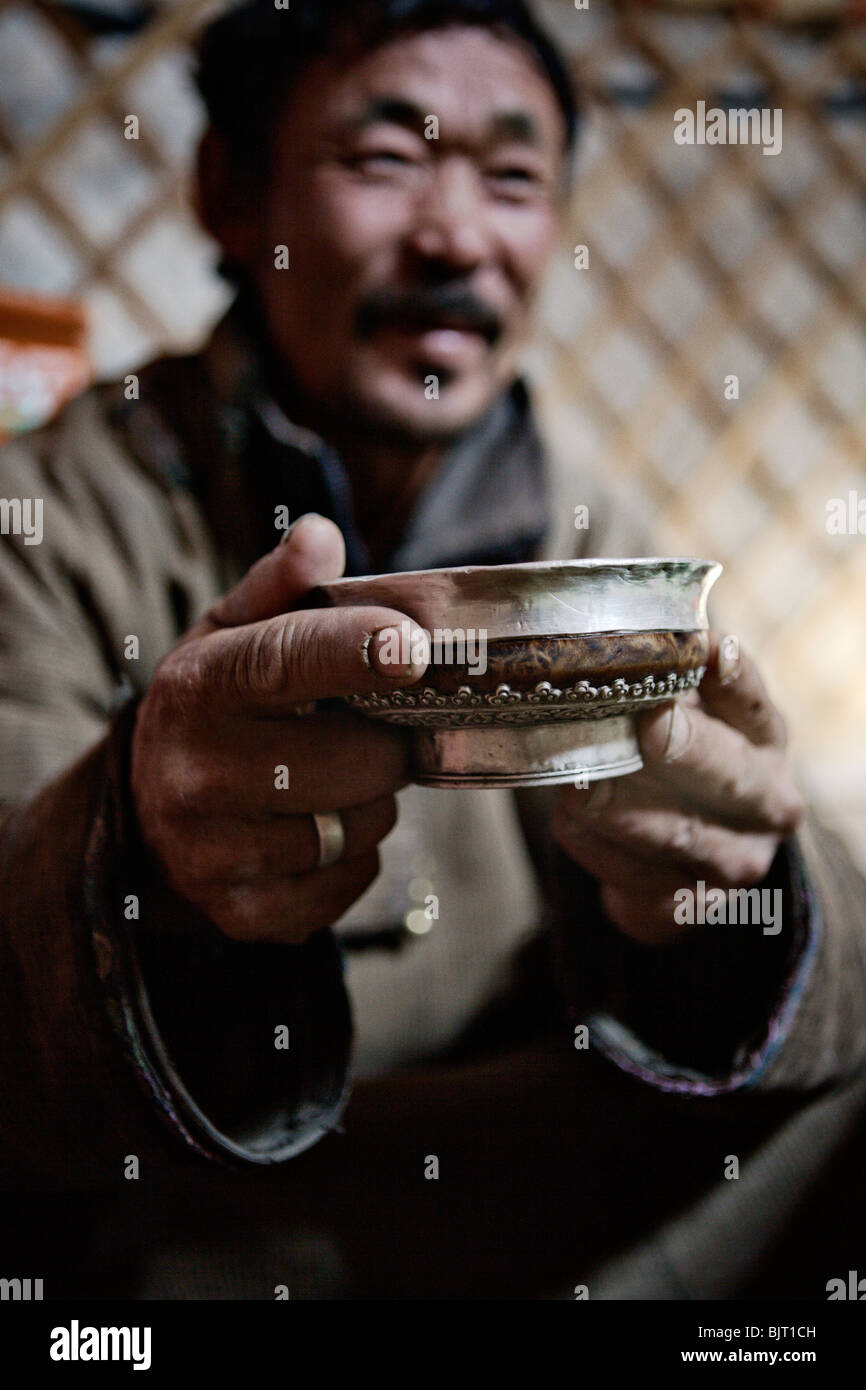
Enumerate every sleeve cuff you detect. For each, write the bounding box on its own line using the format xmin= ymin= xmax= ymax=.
xmin=576 ymin=835 xmax=823 ymax=1096
xmin=85 ymin=693 xmax=353 ymax=1166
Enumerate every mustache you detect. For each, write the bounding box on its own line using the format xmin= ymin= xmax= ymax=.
xmin=356 ymin=283 xmax=503 ymax=343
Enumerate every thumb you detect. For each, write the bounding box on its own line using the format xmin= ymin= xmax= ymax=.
xmin=209 ymin=513 xmax=346 ymax=628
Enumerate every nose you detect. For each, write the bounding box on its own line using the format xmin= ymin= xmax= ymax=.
xmin=406 ymin=158 xmax=493 ymax=271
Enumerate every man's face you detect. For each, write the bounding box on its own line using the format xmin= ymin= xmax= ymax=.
xmin=242 ymin=24 xmax=568 ymax=441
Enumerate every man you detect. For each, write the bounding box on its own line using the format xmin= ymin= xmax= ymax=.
xmin=0 ymin=0 xmax=864 ymax=1300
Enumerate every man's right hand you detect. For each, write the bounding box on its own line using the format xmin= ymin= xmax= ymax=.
xmin=130 ymin=513 xmax=428 ymax=944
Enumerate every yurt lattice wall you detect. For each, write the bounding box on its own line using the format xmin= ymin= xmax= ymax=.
xmin=532 ymin=0 xmax=866 ymax=859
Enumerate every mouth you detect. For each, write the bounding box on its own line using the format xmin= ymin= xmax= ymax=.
xmin=357 ymin=289 xmax=503 ymax=375
xmin=371 ymin=315 xmax=495 ymax=370
xmin=384 ymin=307 xmax=500 ymax=342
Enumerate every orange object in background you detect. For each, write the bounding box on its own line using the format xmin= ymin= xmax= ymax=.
xmin=0 ymin=287 xmax=90 ymax=443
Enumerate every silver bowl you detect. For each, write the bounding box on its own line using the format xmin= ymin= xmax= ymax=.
xmin=318 ymin=557 xmax=722 ymax=788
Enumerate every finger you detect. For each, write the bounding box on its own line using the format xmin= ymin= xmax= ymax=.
xmin=208 ymin=513 xmax=346 ymax=628
xmin=210 ymin=850 xmax=381 ymax=944
xmin=187 ymin=604 xmax=431 ymax=713
xmin=554 ymin=765 xmax=670 ymax=827
xmin=274 ymin=714 xmax=411 ymax=811
xmin=698 ymin=632 xmax=788 ymax=748
xmin=183 ymin=795 xmax=398 ymax=883
xmin=635 ymin=700 xmax=804 ymax=834
xmin=552 ymin=809 xmax=694 ymax=943
xmin=553 ymin=795 xmax=779 ymax=888
xmin=172 ymin=710 xmax=411 ymax=815
xmin=552 ymin=812 xmax=687 ymax=896
xmin=599 ymin=884 xmax=690 ymax=946
xmin=554 ymin=770 xmax=640 ymax=823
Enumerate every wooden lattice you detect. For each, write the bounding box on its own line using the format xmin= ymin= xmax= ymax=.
xmin=530 ymin=1 xmax=866 ymax=855
xmin=0 ymin=0 xmax=227 ymax=366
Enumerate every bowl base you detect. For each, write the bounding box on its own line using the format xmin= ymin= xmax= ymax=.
xmin=411 ymin=714 xmax=644 ymax=789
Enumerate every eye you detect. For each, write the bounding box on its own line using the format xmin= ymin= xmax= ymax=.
xmin=348 ymin=149 xmax=418 ymax=175
xmin=486 ymin=165 xmax=543 ymax=200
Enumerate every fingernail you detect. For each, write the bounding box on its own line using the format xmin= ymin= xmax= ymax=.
xmin=365 ymin=623 xmax=430 ymax=680
xmin=278 ymin=513 xmax=326 ymax=547
xmin=663 ymin=700 xmax=691 ymax=760
xmin=718 ymin=633 xmax=741 ymax=685
xmin=566 ymin=776 xmax=613 ymax=818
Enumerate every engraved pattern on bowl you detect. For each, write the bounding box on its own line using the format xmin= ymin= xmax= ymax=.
xmin=348 ymin=667 xmax=705 ymax=728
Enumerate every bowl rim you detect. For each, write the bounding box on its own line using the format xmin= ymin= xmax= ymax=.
xmin=320 ymin=556 xmax=722 ymax=591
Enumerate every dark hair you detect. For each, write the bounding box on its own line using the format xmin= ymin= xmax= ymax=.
xmin=195 ymin=0 xmax=579 ymax=180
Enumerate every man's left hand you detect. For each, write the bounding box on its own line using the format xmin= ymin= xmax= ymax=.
xmin=551 ymin=633 xmax=806 ymax=944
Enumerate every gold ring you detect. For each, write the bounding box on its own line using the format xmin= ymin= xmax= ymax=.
xmin=313 ymin=811 xmax=346 ymax=868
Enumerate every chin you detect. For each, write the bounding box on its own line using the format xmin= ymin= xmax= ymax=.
xmin=350 ymin=370 xmax=502 ymax=443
